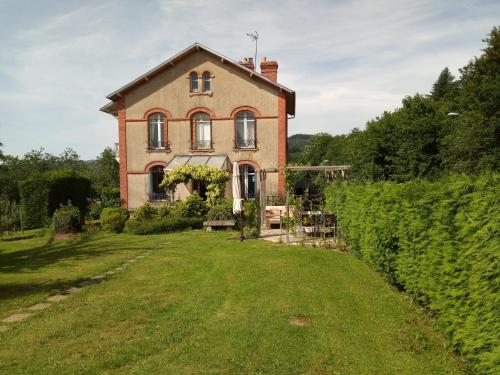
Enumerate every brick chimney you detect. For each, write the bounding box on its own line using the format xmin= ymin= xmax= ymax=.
xmin=260 ymin=57 xmax=278 ymax=82
xmin=239 ymin=57 xmax=255 ymax=71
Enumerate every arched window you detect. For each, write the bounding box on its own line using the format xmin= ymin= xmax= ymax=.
xmin=235 ymin=111 xmax=256 ymax=148
xmin=239 ymin=164 xmax=256 ymax=199
xmin=148 ymin=165 xmax=167 ymax=201
xmin=202 ymin=71 xmax=211 ymax=92
xmin=190 ymin=71 xmax=198 ymax=92
xmin=192 ymin=112 xmax=211 ymax=149
xmin=148 ymin=113 xmax=165 ymax=149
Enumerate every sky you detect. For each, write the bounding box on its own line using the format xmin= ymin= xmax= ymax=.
xmin=0 ymin=0 xmax=498 ymax=160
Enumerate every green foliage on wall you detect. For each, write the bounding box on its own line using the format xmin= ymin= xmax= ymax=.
xmin=19 ymin=176 xmax=49 ymax=228
xmin=325 ymin=173 xmax=500 ymax=373
xmin=160 ymin=165 xmax=229 ymax=205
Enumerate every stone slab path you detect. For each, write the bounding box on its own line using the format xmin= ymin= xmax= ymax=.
xmin=0 ymin=248 xmax=157 ymax=333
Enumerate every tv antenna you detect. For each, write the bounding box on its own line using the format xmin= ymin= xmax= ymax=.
xmin=246 ymin=31 xmax=259 ymax=64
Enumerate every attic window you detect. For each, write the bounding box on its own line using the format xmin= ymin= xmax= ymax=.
xmin=190 ymin=72 xmax=198 ymax=92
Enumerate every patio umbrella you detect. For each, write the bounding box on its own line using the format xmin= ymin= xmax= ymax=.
xmin=232 ymin=162 xmax=243 ymax=214
xmin=232 ymin=162 xmax=244 ymax=241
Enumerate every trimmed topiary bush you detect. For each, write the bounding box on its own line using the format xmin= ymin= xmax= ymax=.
xmin=124 ymin=216 xmax=203 ymax=235
xmin=52 ymin=202 xmax=82 ymax=233
xmin=100 ymin=207 xmax=129 ymax=233
xmin=20 ymin=171 xmax=91 ymax=229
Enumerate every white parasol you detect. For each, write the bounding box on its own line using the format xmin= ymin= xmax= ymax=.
xmin=232 ymin=161 xmax=244 ymax=214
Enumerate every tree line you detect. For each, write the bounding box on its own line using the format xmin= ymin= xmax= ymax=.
xmin=299 ymin=26 xmax=500 ymax=182
xmin=0 ymin=146 xmax=119 ymax=231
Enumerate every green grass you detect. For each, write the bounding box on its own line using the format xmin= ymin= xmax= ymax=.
xmin=0 ymin=231 xmax=467 ymax=374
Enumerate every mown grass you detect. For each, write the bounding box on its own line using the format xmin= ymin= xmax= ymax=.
xmin=0 ymin=231 xmax=467 ymax=374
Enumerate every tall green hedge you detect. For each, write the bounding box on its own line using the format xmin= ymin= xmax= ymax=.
xmin=325 ymin=173 xmax=499 ymax=374
xmin=20 ymin=172 xmax=91 ymax=229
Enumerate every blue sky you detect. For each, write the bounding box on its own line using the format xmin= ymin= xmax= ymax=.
xmin=0 ymin=0 xmax=498 ymax=159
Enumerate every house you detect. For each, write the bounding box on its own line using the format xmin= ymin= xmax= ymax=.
xmin=100 ymin=43 xmax=295 ymax=210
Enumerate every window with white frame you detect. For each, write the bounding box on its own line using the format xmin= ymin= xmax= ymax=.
xmin=193 ymin=112 xmax=211 ymax=149
xmin=148 ymin=113 xmax=165 ymax=149
xmin=148 ymin=165 xmax=167 ymax=201
xmin=235 ymin=111 xmax=256 ymax=148
xmin=202 ymin=71 xmax=211 ymax=92
xmin=239 ymin=164 xmax=256 ymax=199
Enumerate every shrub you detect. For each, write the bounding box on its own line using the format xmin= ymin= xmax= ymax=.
xmin=52 ymin=202 xmax=82 ymax=233
xmin=243 ymin=199 xmax=260 ymax=238
xmin=124 ymin=216 xmax=203 ymax=235
xmin=158 ymin=204 xmax=171 ymax=218
xmin=20 ymin=171 xmax=91 ymax=229
xmin=184 ymin=194 xmax=208 ymax=218
xmin=206 ymin=199 xmax=235 ymax=221
xmin=100 ymin=207 xmax=129 ymax=233
xmin=132 ymin=203 xmax=158 ymax=222
xmin=171 ymin=194 xmax=208 ymax=218
xmin=100 ymin=187 xmax=121 ymax=208
xmin=46 ymin=171 xmax=91 ymax=218
xmin=20 ymin=176 xmax=49 ymax=228
xmin=325 ymin=173 xmax=500 ymax=373
xmin=0 ymin=196 xmax=21 ymax=233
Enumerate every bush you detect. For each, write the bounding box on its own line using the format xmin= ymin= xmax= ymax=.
xmin=100 ymin=207 xmax=129 ymax=233
xmin=52 ymin=202 xmax=82 ymax=233
xmin=325 ymin=173 xmax=500 ymax=374
xmin=124 ymin=216 xmax=203 ymax=235
xmin=132 ymin=203 xmax=158 ymax=222
xmin=0 ymin=196 xmax=21 ymax=233
xmin=100 ymin=187 xmax=121 ymax=207
xmin=206 ymin=199 xmax=235 ymax=221
xmin=158 ymin=204 xmax=171 ymax=218
xmin=20 ymin=171 xmax=91 ymax=229
xmin=243 ymin=199 xmax=260 ymax=238
xmin=171 ymin=194 xmax=208 ymax=218
xmin=20 ymin=176 xmax=49 ymax=228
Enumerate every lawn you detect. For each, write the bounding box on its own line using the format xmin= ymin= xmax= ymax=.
xmin=0 ymin=230 xmax=467 ymax=374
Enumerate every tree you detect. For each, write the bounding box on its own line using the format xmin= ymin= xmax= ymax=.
xmin=90 ymin=147 xmax=119 ymax=193
xmin=431 ymin=67 xmax=455 ymax=100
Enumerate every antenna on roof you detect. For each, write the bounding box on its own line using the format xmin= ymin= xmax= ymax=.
xmin=246 ymin=31 xmax=259 ymax=65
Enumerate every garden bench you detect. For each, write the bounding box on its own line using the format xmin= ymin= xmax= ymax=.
xmin=203 ymin=220 xmax=235 ymax=231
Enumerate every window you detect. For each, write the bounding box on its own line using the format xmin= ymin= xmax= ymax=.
xmin=202 ymin=71 xmax=211 ymax=92
xmin=192 ymin=112 xmax=211 ymax=149
xmin=239 ymin=164 xmax=256 ymax=199
xmin=148 ymin=166 xmax=167 ymax=201
xmin=148 ymin=113 xmax=165 ymax=148
xmin=190 ymin=71 xmax=198 ymax=92
xmin=235 ymin=111 xmax=256 ymax=148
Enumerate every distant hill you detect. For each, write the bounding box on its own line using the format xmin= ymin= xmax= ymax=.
xmin=288 ymin=134 xmax=312 ymax=163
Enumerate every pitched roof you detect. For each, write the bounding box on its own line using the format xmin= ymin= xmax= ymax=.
xmin=100 ymin=43 xmax=295 ymax=117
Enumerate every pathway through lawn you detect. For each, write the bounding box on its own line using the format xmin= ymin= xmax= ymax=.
xmin=0 ymin=231 xmax=467 ymax=374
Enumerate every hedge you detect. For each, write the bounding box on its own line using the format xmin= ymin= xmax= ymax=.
xmin=325 ymin=173 xmax=499 ymax=374
xmin=124 ymin=216 xmax=203 ymax=235
xmin=20 ymin=172 xmax=91 ymax=228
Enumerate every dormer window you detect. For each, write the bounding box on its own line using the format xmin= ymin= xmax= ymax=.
xmin=202 ymin=71 xmax=211 ymax=92
xmin=148 ymin=113 xmax=165 ymax=149
xmin=190 ymin=71 xmax=198 ymax=92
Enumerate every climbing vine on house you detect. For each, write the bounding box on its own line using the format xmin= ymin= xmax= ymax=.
xmin=160 ymin=165 xmax=229 ymax=205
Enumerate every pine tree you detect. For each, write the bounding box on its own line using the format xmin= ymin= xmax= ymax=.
xmin=430 ymin=67 xmax=455 ymax=99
